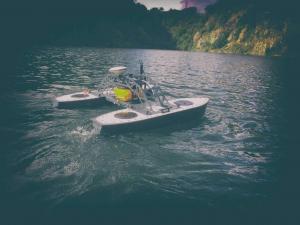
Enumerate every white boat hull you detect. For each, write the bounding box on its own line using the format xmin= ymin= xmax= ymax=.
xmin=53 ymin=86 xmax=154 ymax=108
xmin=93 ymin=97 xmax=209 ymax=133
xmin=53 ymin=91 xmax=109 ymax=108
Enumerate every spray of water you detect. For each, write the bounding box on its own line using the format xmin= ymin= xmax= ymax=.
xmin=70 ymin=124 xmax=101 ymax=142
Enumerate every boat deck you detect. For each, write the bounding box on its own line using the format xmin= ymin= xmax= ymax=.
xmin=93 ymin=97 xmax=209 ymax=127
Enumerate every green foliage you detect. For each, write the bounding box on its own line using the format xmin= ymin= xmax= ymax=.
xmin=4 ymin=0 xmax=298 ymax=56
xmin=173 ymin=0 xmax=298 ymax=56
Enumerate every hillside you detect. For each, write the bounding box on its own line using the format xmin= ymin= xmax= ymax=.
xmin=163 ymin=0 xmax=300 ymax=56
xmin=0 ymin=1 xmax=174 ymax=52
xmin=1 ymin=0 xmax=299 ymax=59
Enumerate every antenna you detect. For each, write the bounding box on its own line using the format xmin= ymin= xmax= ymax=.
xmin=139 ymin=60 xmax=144 ymax=75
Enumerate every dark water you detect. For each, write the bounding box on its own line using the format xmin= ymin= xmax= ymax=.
xmin=0 ymin=48 xmax=299 ymax=225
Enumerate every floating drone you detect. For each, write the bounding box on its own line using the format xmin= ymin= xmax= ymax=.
xmin=54 ymin=62 xmax=209 ymax=133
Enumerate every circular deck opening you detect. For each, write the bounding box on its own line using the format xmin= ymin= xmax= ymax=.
xmin=114 ymin=112 xmax=138 ymax=119
xmin=71 ymin=93 xmax=89 ymax=98
xmin=174 ymin=100 xmax=194 ymax=106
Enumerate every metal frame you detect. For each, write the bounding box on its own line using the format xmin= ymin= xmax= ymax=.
xmin=97 ymin=63 xmax=172 ymax=115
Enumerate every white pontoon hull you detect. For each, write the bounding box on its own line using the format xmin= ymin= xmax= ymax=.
xmin=54 ymin=86 xmax=154 ymax=108
xmin=53 ymin=91 xmax=108 ymax=108
xmin=93 ymin=97 xmax=209 ymax=133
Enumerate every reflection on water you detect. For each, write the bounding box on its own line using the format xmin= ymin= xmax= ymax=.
xmin=0 ymin=47 xmax=293 ymax=224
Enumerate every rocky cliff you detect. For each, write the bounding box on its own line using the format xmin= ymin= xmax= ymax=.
xmin=163 ymin=0 xmax=299 ymax=57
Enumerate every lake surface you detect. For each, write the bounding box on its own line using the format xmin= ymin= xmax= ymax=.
xmin=0 ymin=48 xmax=298 ymax=224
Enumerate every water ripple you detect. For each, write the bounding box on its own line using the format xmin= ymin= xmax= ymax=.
xmin=6 ymin=47 xmax=283 ymax=205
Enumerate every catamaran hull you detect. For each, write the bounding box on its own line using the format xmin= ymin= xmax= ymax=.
xmin=53 ymin=92 xmax=111 ymax=108
xmin=53 ymin=97 xmax=109 ymax=108
xmin=93 ymin=98 xmax=209 ymax=134
xmin=100 ymin=105 xmax=206 ymax=134
xmin=54 ymin=88 xmax=153 ymax=108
